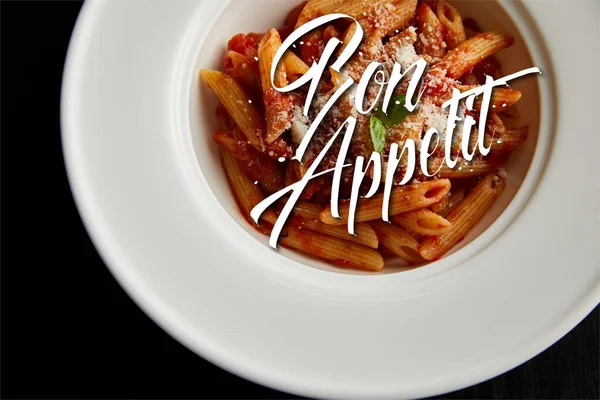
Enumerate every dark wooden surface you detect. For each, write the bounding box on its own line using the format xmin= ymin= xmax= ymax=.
xmin=1 ymin=2 xmax=598 ymax=399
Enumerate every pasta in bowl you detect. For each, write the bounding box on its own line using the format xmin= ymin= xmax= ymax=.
xmin=198 ymin=0 xmax=541 ymax=273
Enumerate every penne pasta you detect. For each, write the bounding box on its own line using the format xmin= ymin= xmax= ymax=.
xmin=337 ymin=22 xmax=359 ymax=57
xmin=296 ymin=0 xmax=417 ymax=37
xmin=392 ymin=208 xmax=452 ymax=235
xmin=463 ymin=115 xmax=527 ymax=156
xmin=258 ymin=29 xmax=287 ymax=91
xmin=419 ymin=172 xmax=506 ymax=260
xmin=299 ymin=28 xmax=325 ymax=65
xmin=258 ymin=29 xmax=293 ymax=143
xmin=373 ymin=0 xmax=418 ymax=37
xmin=215 ymin=103 xmax=236 ymax=131
xmin=344 ymin=31 xmax=386 ymax=82
xmin=434 ymin=32 xmax=513 ymax=79
xmin=481 ymin=88 xmax=522 ymax=110
xmin=296 ymin=0 xmax=370 ymax=28
xmin=370 ymin=220 xmax=425 ymax=264
xmin=223 ymin=50 xmax=259 ymax=89
xmin=292 ymin=202 xmax=379 ymax=248
xmin=455 ymin=86 xmax=523 ymax=110
xmin=320 ymin=179 xmax=451 ymax=225
xmin=329 ymin=66 xmax=349 ymax=90
xmin=435 ymin=85 xmax=521 ymax=110
xmin=436 ymin=0 xmax=467 ymax=49
xmin=415 ymin=4 xmax=445 ymax=58
xmin=200 ymin=70 xmax=293 ymax=159
xmin=283 ymin=51 xmax=310 ymax=81
xmin=438 ymin=187 xmax=466 ymax=218
xmin=213 ymin=131 xmax=284 ymax=195
xmin=280 ymin=227 xmax=384 ymax=271
xmin=219 ymin=145 xmax=277 ymax=226
xmin=200 ymin=69 xmax=266 ymax=151
xmin=492 ymin=126 xmax=528 ymax=153
xmin=463 ymin=113 xmax=502 ymax=155
xmin=430 ymin=191 xmax=450 ymax=213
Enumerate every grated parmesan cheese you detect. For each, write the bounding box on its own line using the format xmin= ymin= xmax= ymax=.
xmin=420 ymin=100 xmax=449 ymax=136
xmin=290 ymin=105 xmax=310 ymax=144
xmin=390 ymin=31 xmax=419 ymax=70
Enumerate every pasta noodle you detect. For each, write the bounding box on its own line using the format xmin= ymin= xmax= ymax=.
xmin=219 ymin=145 xmax=277 ymax=226
xmin=223 ymin=50 xmax=259 ymax=89
xmin=258 ymin=29 xmax=293 ymax=143
xmin=434 ymin=32 xmax=513 ymax=79
xmin=455 ymin=85 xmax=522 ymax=110
xmin=370 ymin=220 xmax=424 ymax=264
xmin=415 ymin=4 xmax=445 ymax=58
xmin=337 ymin=22 xmax=359 ymax=57
xmin=283 ymin=51 xmax=310 ymax=81
xmin=292 ymin=202 xmax=379 ymax=248
xmin=420 ymin=172 xmax=506 ymax=260
xmin=481 ymin=88 xmax=522 ymax=110
xmin=280 ymin=227 xmax=384 ymax=271
xmin=494 ymin=126 xmax=528 ymax=153
xmin=438 ymin=187 xmax=466 ymax=218
xmin=213 ymin=131 xmax=284 ymax=195
xmin=391 ymin=209 xmax=452 ymax=236
xmin=200 ymin=70 xmax=266 ymax=150
xmin=436 ymin=1 xmax=466 ymax=49
xmin=296 ymin=0 xmax=417 ymax=37
xmin=430 ymin=192 xmax=450 ymax=213
xmin=320 ymin=179 xmax=451 ymax=225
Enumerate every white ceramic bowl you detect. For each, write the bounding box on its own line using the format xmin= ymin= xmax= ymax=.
xmin=62 ymin=0 xmax=599 ymax=398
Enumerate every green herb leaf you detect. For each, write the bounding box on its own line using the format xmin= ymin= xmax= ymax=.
xmin=376 ymin=93 xmax=411 ymax=127
xmin=370 ymin=116 xmax=387 ymax=153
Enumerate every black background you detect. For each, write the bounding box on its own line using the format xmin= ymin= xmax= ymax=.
xmin=1 ymin=1 xmax=598 ymax=399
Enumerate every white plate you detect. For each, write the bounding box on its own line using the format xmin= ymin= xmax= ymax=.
xmin=62 ymin=0 xmax=599 ymax=398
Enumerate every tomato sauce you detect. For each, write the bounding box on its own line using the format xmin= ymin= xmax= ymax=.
xmin=227 ymin=33 xmax=259 ymax=59
xmin=299 ymin=29 xmax=325 ymax=65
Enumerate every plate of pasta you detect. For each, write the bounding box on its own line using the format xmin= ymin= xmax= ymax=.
xmin=199 ymin=0 xmax=542 ymax=272
xmin=62 ymin=0 xmax=599 ymax=398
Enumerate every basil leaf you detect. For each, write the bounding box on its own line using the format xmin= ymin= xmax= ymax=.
xmin=376 ymin=93 xmax=411 ymax=127
xmin=370 ymin=116 xmax=387 ymax=153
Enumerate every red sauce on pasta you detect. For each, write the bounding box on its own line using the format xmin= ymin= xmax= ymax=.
xmin=202 ymin=1 xmax=526 ymax=271
xmin=227 ymin=34 xmax=259 ymax=59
